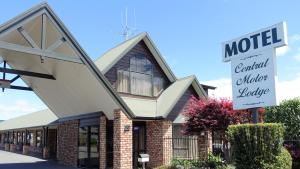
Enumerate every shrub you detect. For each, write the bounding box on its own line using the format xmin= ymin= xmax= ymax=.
xmin=153 ymin=165 xmax=176 ymax=169
xmin=205 ymin=152 xmax=227 ymax=169
xmin=261 ymin=147 xmax=292 ymax=169
xmin=227 ymin=123 xmax=285 ymax=169
xmin=264 ymin=98 xmax=300 ymax=140
xmin=171 ymin=159 xmax=201 ymax=169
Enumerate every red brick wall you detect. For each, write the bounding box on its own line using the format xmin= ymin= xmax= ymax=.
xmin=99 ymin=115 xmax=107 ymax=169
xmin=146 ymin=120 xmax=172 ymax=168
xmin=57 ymin=120 xmax=79 ymax=166
xmin=198 ymin=131 xmax=212 ymax=160
xmin=113 ymin=109 xmax=132 ymax=169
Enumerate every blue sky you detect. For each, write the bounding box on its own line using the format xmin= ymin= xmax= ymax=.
xmin=1 ymin=0 xmax=300 ymax=119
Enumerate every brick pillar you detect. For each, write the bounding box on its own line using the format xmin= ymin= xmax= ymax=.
xmin=57 ymin=120 xmax=79 ymax=166
xmin=99 ymin=115 xmax=107 ymax=169
xmin=146 ymin=120 xmax=172 ymax=168
xmin=198 ymin=130 xmax=212 ymax=160
xmin=113 ymin=109 xmax=132 ymax=169
xmin=43 ymin=147 xmax=50 ymax=159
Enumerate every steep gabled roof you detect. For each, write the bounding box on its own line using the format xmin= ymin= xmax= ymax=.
xmin=120 ymin=75 xmax=207 ymax=119
xmin=95 ymin=32 xmax=177 ymax=82
xmin=94 ymin=32 xmax=210 ymax=119
xmin=157 ymin=75 xmax=206 ymax=118
xmin=0 ymin=109 xmax=58 ymax=131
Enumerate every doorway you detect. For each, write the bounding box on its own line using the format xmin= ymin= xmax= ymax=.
xmin=78 ymin=126 xmax=99 ymax=168
xmin=133 ymin=122 xmax=146 ymax=168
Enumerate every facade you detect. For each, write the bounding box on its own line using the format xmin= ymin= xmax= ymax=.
xmin=0 ymin=3 xmax=215 ymax=169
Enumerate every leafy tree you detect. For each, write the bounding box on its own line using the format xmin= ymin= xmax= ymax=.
xmin=183 ymin=98 xmax=251 ymax=134
xmin=183 ymin=98 xmax=251 ymax=161
xmin=264 ymin=98 xmax=300 ymax=140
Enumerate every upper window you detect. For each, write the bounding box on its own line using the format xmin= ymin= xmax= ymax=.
xmin=117 ymin=55 xmax=164 ymax=97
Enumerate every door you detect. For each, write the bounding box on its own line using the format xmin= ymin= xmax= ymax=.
xmin=78 ymin=126 xmax=99 ymax=168
xmin=133 ymin=122 xmax=146 ymax=168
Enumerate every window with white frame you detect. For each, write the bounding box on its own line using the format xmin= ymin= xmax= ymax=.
xmin=117 ymin=55 xmax=165 ymax=97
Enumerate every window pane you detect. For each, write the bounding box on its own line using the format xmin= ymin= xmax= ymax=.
xmin=153 ymin=77 xmax=164 ymax=96
xmin=90 ymin=127 xmax=99 ymax=157
xmin=36 ymin=131 xmax=43 ymax=147
xmin=130 ymin=72 xmax=152 ymax=96
xmin=130 ymin=56 xmax=136 ymax=72
xmin=144 ymin=60 xmax=152 ymax=74
xmin=79 ymin=127 xmax=88 ymax=160
xmin=130 ymin=55 xmax=153 ymax=75
xmin=117 ymin=70 xmax=130 ymax=93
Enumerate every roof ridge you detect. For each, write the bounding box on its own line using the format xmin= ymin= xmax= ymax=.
xmin=94 ymin=32 xmax=147 ymax=62
xmin=176 ymin=75 xmax=196 ymax=81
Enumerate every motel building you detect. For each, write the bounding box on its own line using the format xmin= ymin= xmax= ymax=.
xmin=0 ymin=3 xmax=216 ymax=169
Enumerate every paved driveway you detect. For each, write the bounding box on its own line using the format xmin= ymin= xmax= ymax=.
xmin=0 ymin=150 xmax=77 ymax=169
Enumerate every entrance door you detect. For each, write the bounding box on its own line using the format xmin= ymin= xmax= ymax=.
xmin=133 ymin=122 xmax=146 ymax=168
xmin=78 ymin=126 xmax=99 ymax=168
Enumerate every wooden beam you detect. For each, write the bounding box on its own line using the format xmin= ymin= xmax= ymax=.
xmin=41 ymin=14 xmax=47 ymax=62
xmin=17 ymin=27 xmax=39 ymax=49
xmin=46 ymin=37 xmax=66 ymax=51
xmin=0 ymin=41 xmax=82 ymax=64
xmin=0 ymin=67 xmax=55 ymax=80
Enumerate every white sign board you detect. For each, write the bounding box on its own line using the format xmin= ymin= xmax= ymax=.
xmin=231 ymin=49 xmax=277 ymax=109
xmin=222 ymin=22 xmax=287 ymax=62
xmin=222 ymin=22 xmax=287 ymax=110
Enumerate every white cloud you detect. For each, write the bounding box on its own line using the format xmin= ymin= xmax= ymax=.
xmin=276 ymin=46 xmax=290 ymax=56
xmin=203 ymin=75 xmax=300 ymax=103
xmin=0 ymin=100 xmax=41 ymax=120
xmin=203 ymin=78 xmax=232 ymax=99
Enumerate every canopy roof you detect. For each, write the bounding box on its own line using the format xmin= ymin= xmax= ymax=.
xmin=0 ymin=2 xmax=134 ymax=120
xmin=0 ymin=109 xmax=58 ymax=131
xmin=0 ymin=3 xmax=215 ymax=131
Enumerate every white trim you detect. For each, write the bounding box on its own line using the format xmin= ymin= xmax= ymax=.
xmin=0 ymin=41 xmax=82 ymax=63
xmin=17 ymin=27 xmax=39 ymax=49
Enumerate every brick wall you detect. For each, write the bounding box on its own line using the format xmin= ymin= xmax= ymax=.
xmin=113 ymin=109 xmax=132 ymax=169
xmin=198 ymin=131 xmax=212 ymax=160
xmin=146 ymin=120 xmax=172 ymax=168
xmin=99 ymin=115 xmax=107 ymax=169
xmin=57 ymin=120 xmax=79 ymax=166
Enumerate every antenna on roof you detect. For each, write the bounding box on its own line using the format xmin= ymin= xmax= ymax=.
xmin=120 ymin=7 xmax=137 ymax=40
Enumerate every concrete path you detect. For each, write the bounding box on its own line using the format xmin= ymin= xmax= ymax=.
xmin=0 ymin=150 xmax=77 ymax=169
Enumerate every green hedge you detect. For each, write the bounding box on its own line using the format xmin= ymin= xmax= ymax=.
xmin=227 ymin=123 xmax=291 ymax=169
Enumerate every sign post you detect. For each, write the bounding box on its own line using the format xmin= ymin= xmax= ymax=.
xmin=222 ymin=22 xmax=288 ymax=123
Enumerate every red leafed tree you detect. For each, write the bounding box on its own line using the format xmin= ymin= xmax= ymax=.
xmin=183 ymin=97 xmax=252 ymax=161
xmin=183 ymin=97 xmax=251 ymax=134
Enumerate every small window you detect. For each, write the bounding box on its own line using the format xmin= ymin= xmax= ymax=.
xmin=17 ymin=132 xmax=22 ymax=144
xmin=117 ymin=70 xmax=130 ymax=93
xmin=153 ymin=77 xmax=164 ymax=96
xmin=22 ymin=132 xmax=26 ymax=143
xmin=36 ymin=131 xmax=43 ymax=147
xmin=27 ymin=132 xmax=34 ymax=146
xmin=130 ymin=72 xmax=152 ymax=96
xmin=9 ymin=132 xmax=13 ymax=144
